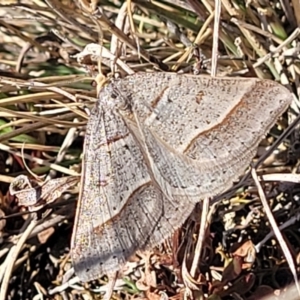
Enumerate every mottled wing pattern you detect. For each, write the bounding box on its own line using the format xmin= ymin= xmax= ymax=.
xmin=115 ymin=73 xmax=292 ymax=201
xmin=71 ymin=85 xmax=195 ymax=282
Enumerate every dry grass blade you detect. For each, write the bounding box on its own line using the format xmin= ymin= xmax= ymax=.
xmin=251 ymin=168 xmax=300 ymax=296
xmin=0 ymin=218 xmax=37 ymax=300
xmin=190 ymin=197 xmax=210 ymax=277
xmin=211 ymin=0 xmax=221 ymax=76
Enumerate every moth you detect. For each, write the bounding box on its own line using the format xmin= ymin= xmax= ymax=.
xmin=71 ymin=72 xmax=292 ymax=282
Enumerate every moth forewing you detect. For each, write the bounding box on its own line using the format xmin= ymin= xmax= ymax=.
xmin=71 ymin=86 xmax=195 ymax=282
xmin=127 ymin=75 xmax=292 ymax=203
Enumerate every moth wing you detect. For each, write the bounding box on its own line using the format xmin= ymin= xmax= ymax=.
xmin=71 ymin=91 xmax=194 ymax=282
xmin=125 ymin=77 xmax=292 ymax=202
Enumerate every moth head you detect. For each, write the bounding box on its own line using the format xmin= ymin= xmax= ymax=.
xmin=110 ymin=86 xmax=133 ymax=113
